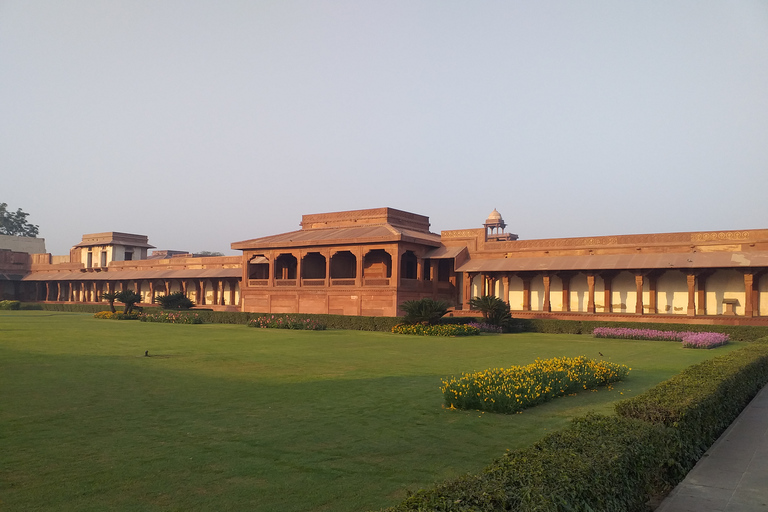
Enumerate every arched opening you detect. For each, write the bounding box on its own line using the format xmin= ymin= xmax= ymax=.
xmin=401 ymin=251 xmax=417 ymax=279
xmin=330 ymin=251 xmax=356 ymax=279
xmin=302 ymin=252 xmax=327 ymax=279
xmin=363 ymin=249 xmax=392 ymax=278
xmin=274 ymin=254 xmax=297 ymax=280
xmin=248 ymin=254 xmax=269 ymax=279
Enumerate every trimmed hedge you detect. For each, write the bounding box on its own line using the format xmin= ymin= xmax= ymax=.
xmin=384 ymin=414 xmax=668 ymax=512
xmin=615 ymin=338 xmax=768 ymax=482
xmin=383 ymin=339 xmax=768 ymax=511
xmin=510 ymin=318 xmax=768 ymax=342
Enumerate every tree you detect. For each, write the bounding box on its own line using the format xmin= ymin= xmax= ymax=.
xmin=399 ymin=298 xmax=449 ymax=325
xmin=115 ymin=290 xmax=142 ymax=314
xmin=194 ymin=251 xmax=224 ymax=257
xmin=101 ymin=292 xmax=118 ymax=313
xmin=469 ymin=295 xmax=511 ymax=327
xmin=0 ymin=203 xmax=39 ymax=237
xmin=154 ymin=292 xmax=194 ymax=310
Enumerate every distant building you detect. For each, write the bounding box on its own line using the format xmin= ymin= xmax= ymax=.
xmin=6 ymin=207 xmax=768 ymax=324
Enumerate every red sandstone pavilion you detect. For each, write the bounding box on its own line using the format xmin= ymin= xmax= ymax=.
xmin=2 ymin=207 xmax=768 ymax=325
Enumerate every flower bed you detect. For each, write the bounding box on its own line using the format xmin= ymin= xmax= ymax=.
xmin=391 ymin=324 xmax=480 ymax=336
xmin=139 ymin=311 xmax=203 ymax=324
xmin=247 ymin=314 xmax=326 ymax=330
xmin=465 ymin=322 xmax=503 ymax=333
xmin=93 ymin=311 xmax=139 ymax=320
xmin=442 ymin=356 xmax=630 ymax=414
xmin=593 ymin=327 xmax=729 ymax=349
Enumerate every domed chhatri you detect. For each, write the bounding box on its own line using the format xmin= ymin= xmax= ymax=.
xmin=483 ymin=208 xmax=518 ymax=241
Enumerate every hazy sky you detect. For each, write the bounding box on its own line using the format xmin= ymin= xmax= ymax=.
xmin=2 ymin=1 xmax=767 ymax=255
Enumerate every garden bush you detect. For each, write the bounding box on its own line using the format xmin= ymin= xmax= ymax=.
xmin=399 ymin=298 xmax=449 ymax=325
xmin=93 ymin=311 xmax=140 ymax=320
xmin=593 ymin=327 xmax=730 ymax=348
xmin=615 ymin=338 xmax=768 ymax=482
xmin=384 ymin=414 xmax=669 ymax=512
xmin=391 ymin=324 xmax=480 ymax=336
xmin=139 ymin=311 xmax=203 ymax=324
xmin=247 ymin=314 xmax=325 ymax=330
xmin=0 ymin=300 xmax=21 ymax=310
xmin=154 ymin=292 xmax=195 ymax=310
xmin=442 ymin=356 xmax=630 ymax=414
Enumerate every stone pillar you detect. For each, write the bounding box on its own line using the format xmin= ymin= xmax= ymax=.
xmin=229 ymin=280 xmax=236 ymax=306
xmin=431 ymin=260 xmax=439 ymax=295
xmin=602 ymin=273 xmax=614 ymax=313
xmin=135 ymin=281 xmax=142 ymax=302
xmin=560 ymin=273 xmax=571 ymax=312
xmin=587 ymin=274 xmax=595 ymax=313
xmin=416 ymin=257 xmax=423 ymax=282
xmin=522 ymin=276 xmax=531 ymax=312
xmin=199 ymin=280 xmax=206 ymax=305
xmin=390 ymin=248 xmax=400 ymax=288
xmin=542 ymin=274 xmax=551 ymax=312
xmin=744 ymin=273 xmax=754 ymax=317
xmin=355 ymin=249 xmax=363 ymax=287
xmin=648 ymin=273 xmax=658 ymax=314
xmin=686 ymin=273 xmax=696 ymax=316
xmin=296 ymin=252 xmax=302 ymax=288
xmin=696 ymin=272 xmax=708 ymax=316
xmin=45 ymin=282 xmax=50 ymax=301
xmin=635 ymin=273 xmax=644 ymax=314
xmin=163 ymin=280 xmax=170 ymax=296
xmin=149 ymin=281 xmax=155 ymax=304
xmin=502 ymin=274 xmax=510 ymax=305
xmin=463 ymin=272 xmax=473 ymax=310
xmin=57 ymin=282 xmax=62 ymax=301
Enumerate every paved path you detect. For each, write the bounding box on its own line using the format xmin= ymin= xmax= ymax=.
xmin=656 ymin=384 xmax=768 ymax=512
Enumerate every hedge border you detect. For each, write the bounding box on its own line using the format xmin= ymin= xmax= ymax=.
xmin=382 ymin=338 xmax=768 ymax=511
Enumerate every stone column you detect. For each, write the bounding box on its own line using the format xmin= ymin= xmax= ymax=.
xmin=45 ymin=282 xmax=50 ymax=301
xmin=296 ymin=251 xmax=302 ymax=288
xmin=542 ymin=274 xmax=551 ymax=312
xmin=355 ymin=249 xmax=363 ymax=287
xmin=149 ymin=281 xmax=155 ymax=304
xmin=229 ymin=280 xmax=236 ymax=306
xmin=560 ymin=273 xmax=571 ymax=312
xmin=57 ymin=282 xmax=62 ymax=301
xmin=635 ymin=273 xmax=644 ymax=314
xmin=501 ymin=274 xmax=510 ymax=305
xmin=696 ymin=272 xmax=710 ymax=316
xmin=648 ymin=272 xmax=658 ymax=314
xmin=463 ymin=272 xmax=473 ymax=310
xmin=199 ymin=280 xmax=206 ymax=305
xmin=602 ymin=273 xmax=614 ymax=313
xmin=431 ymin=260 xmax=439 ymax=295
xmin=686 ymin=273 xmax=696 ymax=316
xmin=744 ymin=273 xmax=754 ymax=317
xmin=522 ymin=276 xmax=531 ymax=312
xmin=587 ymin=274 xmax=595 ymax=313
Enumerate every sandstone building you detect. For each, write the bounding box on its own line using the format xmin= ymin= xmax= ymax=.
xmin=3 ymin=207 xmax=767 ymax=325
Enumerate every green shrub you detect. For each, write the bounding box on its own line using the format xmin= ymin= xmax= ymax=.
xmin=399 ymin=298 xmax=449 ymax=325
xmin=391 ymin=324 xmax=480 ymax=336
xmin=93 ymin=311 xmax=140 ymax=320
xmin=469 ymin=295 xmax=512 ymax=327
xmin=384 ymin=414 xmax=669 ymax=512
xmin=139 ymin=311 xmax=203 ymax=324
xmin=247 ymin=314 xmax=325 ymax=330
xmin=615 ymin=339 xmax=768 ymax=482
xmin=0 ymin=300 xmax=21 ymax=310
xmin=154 ymin=292 xmax=195 ymax=310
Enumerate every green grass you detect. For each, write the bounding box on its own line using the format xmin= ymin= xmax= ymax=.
xmin=0 ymin=312 xmax=743 ymax=512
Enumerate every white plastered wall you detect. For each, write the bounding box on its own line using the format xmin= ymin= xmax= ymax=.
xmin=550 ymin=275 xmax=563 ymax=311
xmin=656 ymin=270 xmax=689 ymax=315
xmin=509 ymin=275 xmax=524 ymax=310
xmin=610 ymin=271 xmax=637 ymax=313
xmin=594 ymin=275 xmax=606 ymax=312
xmin=760 ymin=274 xmax=768 ymax=317
xmin=569 ymin=273 xmax=589 ymax=312
xmin=705 ymin=269 xmax=745 ymax=316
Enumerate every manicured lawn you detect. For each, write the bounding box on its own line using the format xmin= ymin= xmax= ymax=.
xmin=0 ymin=312 xmax=743 ymax=512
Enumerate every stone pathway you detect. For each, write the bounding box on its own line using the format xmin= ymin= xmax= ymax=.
xmin=656 ymin=384 xmax=768 ymax=511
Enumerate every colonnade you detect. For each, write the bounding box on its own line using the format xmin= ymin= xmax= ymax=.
xmin=34 ymin=278 xmax=241 ymax=307
xmin=464 ymin=268 xmax=767 ymax=317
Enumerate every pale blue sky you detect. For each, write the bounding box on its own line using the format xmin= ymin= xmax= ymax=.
xmin=2 ymin=1 xmax=767 ymax=255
